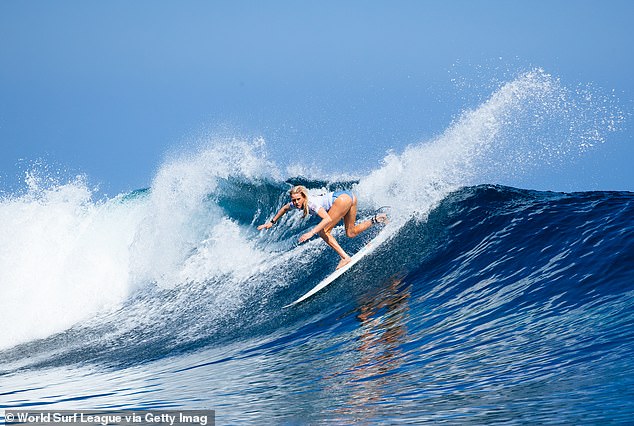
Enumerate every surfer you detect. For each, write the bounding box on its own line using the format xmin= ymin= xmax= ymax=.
xmin=257 ymin=185 xmax=387 ymax=269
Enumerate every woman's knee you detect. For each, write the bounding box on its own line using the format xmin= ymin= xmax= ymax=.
xmin=346 ymin=228 xmax=360 ymax=238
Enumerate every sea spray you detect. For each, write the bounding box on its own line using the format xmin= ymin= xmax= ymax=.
xmin=128 ymin=137 xmax=280 ymax=289
xmin=356 ymin=68 xmax=623 ymax=214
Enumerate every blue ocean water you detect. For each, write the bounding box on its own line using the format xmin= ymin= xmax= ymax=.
xmin=1 ymin=69 xmax=632 ymax=424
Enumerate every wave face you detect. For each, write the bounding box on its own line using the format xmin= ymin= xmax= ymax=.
xmin=1 ymin=69 xmax=632 ymax=424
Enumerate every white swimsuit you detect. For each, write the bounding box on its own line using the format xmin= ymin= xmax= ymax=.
xmin=289 ymin=190 xmax=354 ymax=216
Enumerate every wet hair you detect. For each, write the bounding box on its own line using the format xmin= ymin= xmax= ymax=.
xmin=289 ymin=185 xmax=309 ymax=217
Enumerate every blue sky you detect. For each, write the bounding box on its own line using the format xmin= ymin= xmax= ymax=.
xmin=1 ymin=0 xmax=632 ymax=194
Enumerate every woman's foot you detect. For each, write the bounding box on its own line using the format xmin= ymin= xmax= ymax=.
xmin=336 ymin=257 xmax=352 ymax=269
xmin=372 ymin=212 xmax=389 ymax=225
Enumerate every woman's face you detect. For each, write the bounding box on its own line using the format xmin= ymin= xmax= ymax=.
xmin=290 ymin=192 xmax=305 ymax=209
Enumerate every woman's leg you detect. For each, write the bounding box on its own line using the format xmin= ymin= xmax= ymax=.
xmin=318 ymin=231 xmax=350 ymax=268
xmin=342 ymin=195 xmax=374 ymax=238
xmin=318 ymin=194 xmax=354 ymax=268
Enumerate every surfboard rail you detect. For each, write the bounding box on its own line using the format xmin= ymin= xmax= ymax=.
xmin=283 ymin=232 xmax=385 ymax=308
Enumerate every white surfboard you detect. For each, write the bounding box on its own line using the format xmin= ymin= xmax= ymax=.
xmin=284 ymin=231 xmax=388 ymax=308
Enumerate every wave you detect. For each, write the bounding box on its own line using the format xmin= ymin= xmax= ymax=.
xmin=0 ymin=68 xmax=626 ymax=365
xmin=1 ymin=182 xmax=632 ymax=385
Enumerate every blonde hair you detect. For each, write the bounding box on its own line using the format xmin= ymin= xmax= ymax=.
xmin=289 ymin=185 xmax=309 ymax=217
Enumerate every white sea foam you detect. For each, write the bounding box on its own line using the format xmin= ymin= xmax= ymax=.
xmin=0 ymin=138 xmax=282 ymax=350
xmin=0 ymin=175 xmax=144 ymax=349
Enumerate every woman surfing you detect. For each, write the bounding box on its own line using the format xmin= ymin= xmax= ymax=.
xmin=257 ymin=185 xmax=388 ymax=269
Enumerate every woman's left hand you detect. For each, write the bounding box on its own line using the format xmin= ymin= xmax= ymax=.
xmin=298 ymin=231 xmax=314 ymax=243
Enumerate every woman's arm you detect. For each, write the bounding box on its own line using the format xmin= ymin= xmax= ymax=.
xmin=298 ymin=207 xmax=331 ymax=242
xmin=257 ymin=203 xmax=290 ymax=230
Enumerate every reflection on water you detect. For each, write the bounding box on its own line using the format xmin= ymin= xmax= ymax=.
xmin=331 ymin=277 xmax=412 ymax=421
